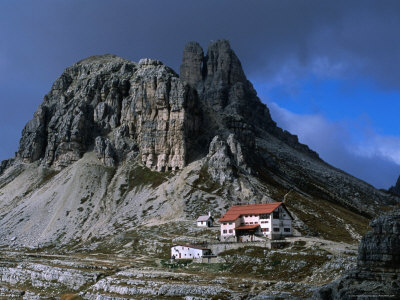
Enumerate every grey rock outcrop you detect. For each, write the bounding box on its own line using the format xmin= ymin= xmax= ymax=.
xmin=206 ymin=134 xmax=249 ymax=185
xmin=313 ymin=209 xmax=400 ymax=299
xmin=17 ymin=54 xmax=201 ymax=171
xmin=94 ymin=137 xmax=116 ymax=167
xmin=0 ymin=158 xmax=14 ymax=176
xmin=388 ymin=176 xmax=400 ymax=195
xmin=358 ymin=210 xmax=400 ymax=270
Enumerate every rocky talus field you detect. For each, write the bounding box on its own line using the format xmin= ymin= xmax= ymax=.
xmin=0 ymin=40 xmax=399 ymax=299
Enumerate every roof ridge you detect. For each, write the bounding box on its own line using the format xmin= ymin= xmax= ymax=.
xmin=218 ymin=202 xmax=283 ymax=222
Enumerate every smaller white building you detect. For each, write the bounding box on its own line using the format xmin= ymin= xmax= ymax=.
xmin=171 ymin=244 xmax=212 ymax=259
xmin=196 ymin=212 xmax=214 ymax=227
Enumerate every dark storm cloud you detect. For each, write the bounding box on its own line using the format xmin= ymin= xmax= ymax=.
xmin=2 ymin=1 xmax=400 ymax=86
xmin=1 ymin=0 xmax=400 ymax=186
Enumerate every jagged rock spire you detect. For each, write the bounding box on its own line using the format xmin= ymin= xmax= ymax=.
xmin=205 ymin=39 xmax=247 ymax=87
xmin=181 ymin=40 xmax=247 ymax=88
xmin=180 ymin=41 xmax=204 ymax=86
xmin=180 ymin=40 xmax=275 ymax=146
xmin=180 ymin=39 xmax=319 ymax=160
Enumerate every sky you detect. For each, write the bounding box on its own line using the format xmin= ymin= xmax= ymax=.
xmin=1 ymin=0 xmax=400 ymax=188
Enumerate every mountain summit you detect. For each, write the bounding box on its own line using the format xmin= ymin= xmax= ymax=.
xmin=0 ymin=40 xmax=398 ymax=247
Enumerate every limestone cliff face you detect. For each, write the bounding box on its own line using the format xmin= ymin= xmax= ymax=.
xmin=17 ymin=55 xmax=201 ymax=171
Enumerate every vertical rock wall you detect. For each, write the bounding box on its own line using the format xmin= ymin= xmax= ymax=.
xmin=17 ymin=55 xmax=201 ymax=171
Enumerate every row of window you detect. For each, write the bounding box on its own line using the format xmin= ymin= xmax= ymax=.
xmin=240 ymin=221 xmax=259 ymax=225
xmin=174 ymin=253 xmax=201 ymax=257
xmin=223 ymin=228 xmax=291 ymax=234
xmin=261 ymin=228 xmax=291 ymax=233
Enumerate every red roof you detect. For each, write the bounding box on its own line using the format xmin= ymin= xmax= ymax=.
xmin=235 ymin=224 xmax=260 ymax=230
xmin=219 ymin=202 xmax=282 ymax=222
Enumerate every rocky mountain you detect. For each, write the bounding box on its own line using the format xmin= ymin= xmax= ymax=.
xmin=0 ymin=40 xmax=399 ymax=249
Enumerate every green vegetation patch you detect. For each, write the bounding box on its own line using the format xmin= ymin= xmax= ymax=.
xmin=219 ymin=246 xmax=268 ymax=258
xmin=285 ymin=192 xmax=370 ymax=244
xmin=219 ymin=246 xmax=330 ymax=282
xmin=192 ymin=164 xmax=221 ymax=193
xmin=119 ymin=164 xmax=170 ymax=196
xmin=128 ymin=165 xmax=169 ymax=188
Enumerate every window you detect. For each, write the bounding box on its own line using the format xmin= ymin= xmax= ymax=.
xmin=273 ymin=211 xmax=280 ymax=219
xmin=266 ymin=228 xmax=269 ymax=232
xmin=283 ymin=214 xmax=286 ymax=217
xmin=223 ymin=230 xmax=227 ymax=234
xmin=245 ymin=222 xmax=249 ymax=225
xmin=255 ymin=222 xmax=258 ymax=224
xmin=241 ymin=222 xmax=244 ymax=225
xmin=250 ymin=222 xmax=253 ymax=224
xmin=229 ymin=222 xmax=233 ymax=225
xmin=229 ymin=229 xmax=233 ymax=233
xmin=273 ymin=228 xmax=280 ymax=232
xmin=201 ymin=221 xmax=203 ymax=224
xmin=284 ymin=228 xmax=291 ymax=232
xmin=223 ymin=223 xmax=227 ymax=225
xmin=260 ymin=214 xmax=269 ymax=219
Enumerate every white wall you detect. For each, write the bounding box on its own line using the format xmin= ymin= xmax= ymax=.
xmin=220 ymin=219 xmax=240 ymax=236
xmin=171 ymin=246 xmax=208 ymax=259
xmin=197 ymin=221 xmax=207 ymax=227
xmin=271 ymin=206 xmax=292 ymax=237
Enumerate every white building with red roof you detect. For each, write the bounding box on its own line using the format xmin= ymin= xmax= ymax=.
xmin=171 ymin=244 xmax=212 ymax=259
xmin=218 ymin=202 xmax=293 ymax=241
